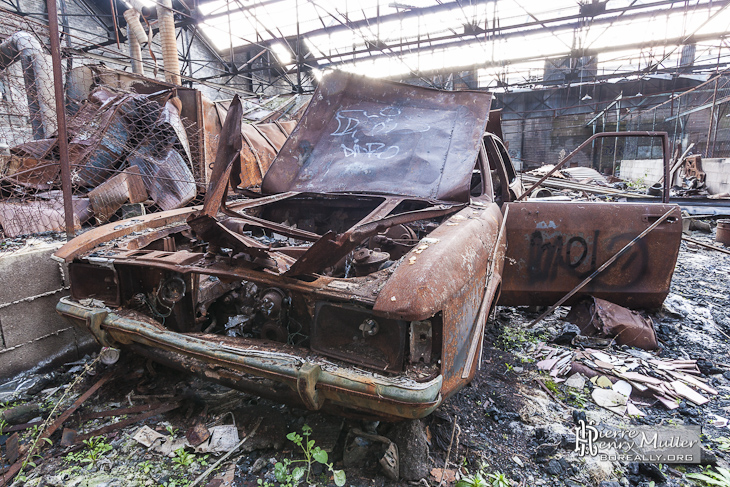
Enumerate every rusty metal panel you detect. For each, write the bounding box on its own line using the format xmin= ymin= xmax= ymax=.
xmin=256 ymin=123 xmax=289 ymax=150
xmin=236 ymin=121 xmax=298 ymax=190
xmin=0 ymin=199 xmax=82 ymax=236
xmin=69 ymin=262 xmax=120 ymax=305
xmin=312 ymin=303 xmax=407 ymax=372
xmin=499 ymin=201 xmax=682 ymax=309
xmin=200 ymin=94 xmax=222 ymax=186
xmin=87 ymin=171 xmax=130 ymax=222
xmin=238 ymin=124 xmax=278 ymax=189
xmin=261 ymin=71 xmax=492 ymax=203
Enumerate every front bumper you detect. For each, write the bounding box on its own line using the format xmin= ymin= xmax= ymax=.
xmin=57 ymin=297 xmax=442 ymax=420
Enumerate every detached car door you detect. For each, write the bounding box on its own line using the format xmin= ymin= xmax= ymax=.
xmin=498 ymin=200 xmax=682 ymax=309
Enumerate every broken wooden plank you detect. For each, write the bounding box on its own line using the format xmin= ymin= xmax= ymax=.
xmin=0 ymin=372 xmax=113 ymax=487
xmin=670 ymin=381 xmax=710 ymax=406
xmin=75 ymin=402 xmax=180 ymax=444
xmin=668 ymin=371 xmax=718 ymax=395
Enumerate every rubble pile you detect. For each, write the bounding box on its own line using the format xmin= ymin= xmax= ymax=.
xmin=534 ymin=344 xmax=718 ymax=414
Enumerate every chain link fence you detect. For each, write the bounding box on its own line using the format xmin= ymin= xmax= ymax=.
xmin=0 ymin=12 xmax=310 ymax=243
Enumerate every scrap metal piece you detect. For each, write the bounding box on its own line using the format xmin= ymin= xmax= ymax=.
xmin=409 ymin=320 xmax=433 ymax=364
xmin=6 ymin=433 xmax=19 ymax=464
xmin=285 ymin=203 xmax=464 ymax=276
xmin=60 ymin=428 xmax=77 ymax=447
xmin=566 ymin=297 xmax=658 ymax=350
xmin=238 ymin=121 xmax=297 ymax=190
xmin=343 ymin=428 xmax=399 ymax=481
xmin=716 ymin=219 xmax=730 ymax=246
xmin=133 ymin=425 xmax=166 ymax=448
xmin=88 ymin=171 xmax=132 ymax=222
xmin=682 ymin=155 xmax=706 ymax=183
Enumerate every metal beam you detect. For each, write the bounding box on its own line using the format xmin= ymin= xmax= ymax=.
xmin=665 ymin=94 xmax=730 ymax=121
xmin=320 ymin=30 xmax=730 ymax=80
xmin=314 ymin=0 xmax=729 ymax=68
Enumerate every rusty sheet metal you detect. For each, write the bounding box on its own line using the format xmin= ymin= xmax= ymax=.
xmin=4 ymin=139 xmax=58 ymax=189
xmin=485 ymin=109 xmax=504 ymax=142
xmin=129 ymin=147 xmax=195 ymax=211
xmin=261 ymin=72 xmax=492 ymax=203
xmin=565 ymin=297 xmax=658 ymax=350
xmin=0 ymin=199 xmax=87 ymax=237
xmin=67 ymin=91 xmax=137 ymax=187
xmin=53 ymin=205 xmax=196 ymax=262
xmin=87 ymin=171 xmax=130 ymax=222
xmin=238 ymin=121 xmax=296 ymax=190
xmin=499 ymin=201 xmax=682 ymax=309
xmin=52 ymin=196 xmax=283 ymax=262
xmin=128 ymin=100 xmax=196 ymax=211
xmin=202 ymin=95 xmax=242 ymax=217
xmin=199 ymin=94 xmax=222 ymax=186
xmin=124 ymin=166 xmax=149 ymax=203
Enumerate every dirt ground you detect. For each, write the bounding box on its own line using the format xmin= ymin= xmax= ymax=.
xmin=1 ymin=222 xmax=729 ymax=487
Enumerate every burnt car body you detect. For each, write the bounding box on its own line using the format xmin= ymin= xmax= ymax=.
xmin=55 ymin=73 xmax=682 ymax=420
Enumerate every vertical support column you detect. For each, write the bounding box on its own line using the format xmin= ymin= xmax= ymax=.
xmin=706 ymin=75 xmax=719 ymax=158
xmin=46 ymin=0 xmax=75 ymax=239
xmin=662 ymin=133 xmax=670 ymax=204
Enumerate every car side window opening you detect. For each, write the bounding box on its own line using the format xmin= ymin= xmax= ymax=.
xmin=471 ymin=140 xmax=494 ymax=201
xmin=494 ymin=138 xmax=516 ymax=184
xmin=483 ymin=135 xmax=509 ymax=205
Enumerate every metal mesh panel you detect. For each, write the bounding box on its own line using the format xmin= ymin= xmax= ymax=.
xmin=0 ymin=6 xmax=226 ymax=242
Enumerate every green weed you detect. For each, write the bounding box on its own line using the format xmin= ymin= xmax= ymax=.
xmin=687 ymin=466 xmax=730 ymax=486
xmin=259 ymin=425 xmax=345 ymax=487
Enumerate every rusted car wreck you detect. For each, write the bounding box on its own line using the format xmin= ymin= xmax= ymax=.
xmin=54 ymin=73 xmax=682 ymax=420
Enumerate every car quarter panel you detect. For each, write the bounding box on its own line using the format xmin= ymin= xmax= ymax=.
xmin=374 ymin=202 xmax=504 ymax=394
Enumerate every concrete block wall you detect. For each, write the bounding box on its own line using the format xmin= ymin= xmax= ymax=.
xmin=0 ymin=241 xmax=97 ymax=379
xmin=617 ymin=159 xmax=664 ymax=185
xmin=619 ymin=158 xmax=730 ymax=194
xmin=702 ymin=159 xmax=730 ymax=194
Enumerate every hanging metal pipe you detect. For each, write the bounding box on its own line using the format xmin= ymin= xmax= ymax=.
xmin=156 ymin=0 xmax=181 ymax=85
xmin=123 ymin=7 xmax=148 ymax=44
xmin=126 ymin=24 xmax=144 ymax=75
xmin=0 ymin=31 xmax=57 ymax=139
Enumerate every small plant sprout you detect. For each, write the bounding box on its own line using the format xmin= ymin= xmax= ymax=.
xmin=172 ymin=447 xmax=195 ymax=470
xmin=270 ymin=425 xmax=346 ymax=486
xmin=79 ymin=436 xmax=113 ymax=466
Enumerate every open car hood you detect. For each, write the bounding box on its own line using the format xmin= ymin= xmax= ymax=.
xmin=261 ymin=72 xmax=493 ymax=203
